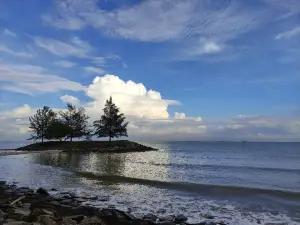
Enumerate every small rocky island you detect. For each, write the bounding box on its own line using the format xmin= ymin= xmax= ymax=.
xmin=16 ymin=140 xmax=156 ymax=153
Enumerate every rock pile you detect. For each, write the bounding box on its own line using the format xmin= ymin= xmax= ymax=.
xmin=0 ymin=181 xmax=226 ymax=225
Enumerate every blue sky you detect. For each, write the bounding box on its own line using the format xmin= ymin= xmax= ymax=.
xmin=0 ymin=0 xmax=299 ymax=141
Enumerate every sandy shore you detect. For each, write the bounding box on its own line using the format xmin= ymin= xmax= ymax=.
xmin=0 ymin=149 xmax=62 ymax=156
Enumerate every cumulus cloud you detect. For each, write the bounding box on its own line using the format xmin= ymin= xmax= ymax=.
xmin=0 ymin=64 xmax=83 ymax=95
xmin=60 ymin=95 xmax=80 ymax=105
xmin=55 ymin=60 xmax=77 ymax=68
xmin=33 ymin=36 xmax=91 ymax=58
xmin=0 ymin=45 xmax=33 ymax=58
xmin=84 ymin=66 xmax=105 ymax=75
xmin=85 ymin=74 xmax=179 ymax=119
xmin=275 ymin=26 xmax=300 ymax=40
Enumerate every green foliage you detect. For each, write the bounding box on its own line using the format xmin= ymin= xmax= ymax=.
xmin=28 ymin=106 xmax=57 ymax=142
xmin=93 ymin=96 xmax=129 ymax=142
xmin=59 ymin=104 xmax=90 ymax=141
xmin=45 ymin=120 xmax=73 ymax=141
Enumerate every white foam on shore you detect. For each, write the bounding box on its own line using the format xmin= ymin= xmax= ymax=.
xmin=60 ymin=181 xmax=300 ymax=225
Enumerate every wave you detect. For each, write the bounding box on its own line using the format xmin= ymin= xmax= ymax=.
xmin=130 ymin=161 xmax=300 ymax=173
xmin=73 ymin=170 xmax=300 ymax=201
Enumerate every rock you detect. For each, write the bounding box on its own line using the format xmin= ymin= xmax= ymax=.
xmin=23 ymin=203 xmax=31 ymax=209
xmin=201 ymin=212 xmax=215 ymax=220
xmin=108 ymin=205 xmax=115 ymax=209
xmin=17 ymin=187 xmax=34 ymax=195
xmin=157 ymin=208 xmax=167 ymax=214
xmin=14 ymin=207 xmax=31 ymax=217
xmin=174 ymin=214 xmax=187 ymax=223
xmin=80 ymin=216 xmax=103 ymax=225
xmin=50 ymin=188 xmax=58 ymax=191
xmin=60 ymin=199 xmax=73 ymax=204
xmin=0 ymin=209 xmax=8 ymax=218
xmin=0 ymin=181 xmax=6 ymax=186
xmin=27 ymin=208 xmax=43 ymax=222
xmin=36 ymin=188 xmax=49 ymax=196
xmin=41 ymin=209 xmax=55 ymax=216
xmin=60 ymin=218 xmax=77 ymax=225
xmin=37 ymin=215 xmax=57 ymax=225
xmin=63 ymin=215 xmax=85 ymax=223
xmin=157 ymin=222 xmax=176 ymax=225
xmin=160 ymin=215 xmax=175 ymax=222
xmin=3 ymin=220 xmax=29 ymax=225
xmin=143 ymin=213 xmax=158 ymax=222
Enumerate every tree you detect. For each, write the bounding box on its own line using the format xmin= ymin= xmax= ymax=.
xmin=45 ymin=120 xmax=73 ymax=141
xmin=93 ymin=96 xmax=128 ymax=144
xmin=28 ymin=106 xmax=57 ymax=142
xmin=59 ymin=104 xmax=90 ymax=141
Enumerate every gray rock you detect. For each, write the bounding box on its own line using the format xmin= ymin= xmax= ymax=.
xmin=174 ymin=214 xmax=187 ymax=223
xmin=22 ymin=203 xmax=31 ymax=209
xmin=143 ymin=213 xmax=158 ymax=222
xmin=36 ymin=188 xmax=49 ymax=196
xmin=80 ymin=216 xmax=103 ymax=224
xmin=37 ymin=215 xmax=57 ymax=225
xmin=14 ymin=207 xmax=31 ymax=217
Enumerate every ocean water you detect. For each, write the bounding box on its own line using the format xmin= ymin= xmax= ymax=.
xmin=0 ymin=141 xmax=299 ymax=224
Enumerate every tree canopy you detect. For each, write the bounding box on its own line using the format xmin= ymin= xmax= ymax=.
xmin=28 ymin=97 xmax=129 ymax=144
xmin=28 ymin=106 xmax=57 ymax=142
xmin=93 ymin=96 xmax=129 ymax=143
xmin=59 ymin=104 xmax=90 ymax=141
xmin=45 ymin=120 xmax=73 ymax=141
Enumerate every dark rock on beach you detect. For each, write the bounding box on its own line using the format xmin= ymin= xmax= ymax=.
xmin=0 ymin=180 xmax=225 ymax=225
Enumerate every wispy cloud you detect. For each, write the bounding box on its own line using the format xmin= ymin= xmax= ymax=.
xmin=33 ymin=36 xmax=91 ymax=58
xmin=43 ymin=0 xmax=266 ymax=43
xmin=275 ymin=26 xmax=300 ymax=40
xmin=84 ymin=66 xmax=105 ymax=75
xmin=0 ymin=64 xmax=83 ymax=95
xmin=2 ymin=28 xmax=17 ymax=37
xmin=55 ymin=60 xmax=77 ymax=68
xmin=0 ymin=45 xmax=33 ymax=58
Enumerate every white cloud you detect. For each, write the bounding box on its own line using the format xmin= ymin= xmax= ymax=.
xmin=55 ymin=60 xmax=77 ymax=68
xmin=275 ymin=26 xmax=300 ymax=40
xmin=33 ymin=36 xmax=91 ymax=58
xmin=0 ymin=64 xmax=83 ymax=95
xmin=0 ymin=45 xmax=33 ymax=58
xmin=84 ymin=66 xmax=105 ymax=75
xmin=7 ymin=64 xmax=46 ymax=73
xmin=184 ymin=39 xmax=224 ymax=57
xmin=85 ymin=74 xmax=179 ymax=119
xmin=43 ymin=0 xmax=265 ymax=43
xmin=60 ymin=95 xmax=80 ymax=105
xmin=2 ymin=28 xmax=17 ymax=37
xmin=174 ymin=112 xmax=186 ymax=119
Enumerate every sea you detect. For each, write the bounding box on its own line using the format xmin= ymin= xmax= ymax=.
xmin=0 ymin=141 xmax=299 ymax=224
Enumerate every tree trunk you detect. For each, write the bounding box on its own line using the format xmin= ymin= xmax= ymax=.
xmin=70 ymin=135 xmax=73 ymax=142
xmin=109 ymin=136 xmax=111 ymax=146
xmin=42 ymin=136 xmax=44 ymax=143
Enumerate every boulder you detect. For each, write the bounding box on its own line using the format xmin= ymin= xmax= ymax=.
xmin=36 ymin=188 xmax=49 ymax=196
xmin=174 ymin=214 xmax=187 ymax=223
xmin=37 ymin=215 xmax=57 ymax=225
xmin=60 ymin=217 xmax=77 ymax=225
xmin=80 ymin=216 xmax=104 ymax=225
xmin=143 ymin=213 xmax=158 ymax=222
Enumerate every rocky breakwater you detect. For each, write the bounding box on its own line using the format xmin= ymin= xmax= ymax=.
xmin=0 ymin=181 xmax=226 ymax=225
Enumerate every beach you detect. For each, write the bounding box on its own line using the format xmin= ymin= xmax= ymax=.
xmin=0 ymin=141 xmax=299 ymax=224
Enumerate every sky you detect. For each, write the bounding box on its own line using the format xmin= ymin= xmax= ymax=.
xmin=0 ymin=0 xmax=299 ymax=142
